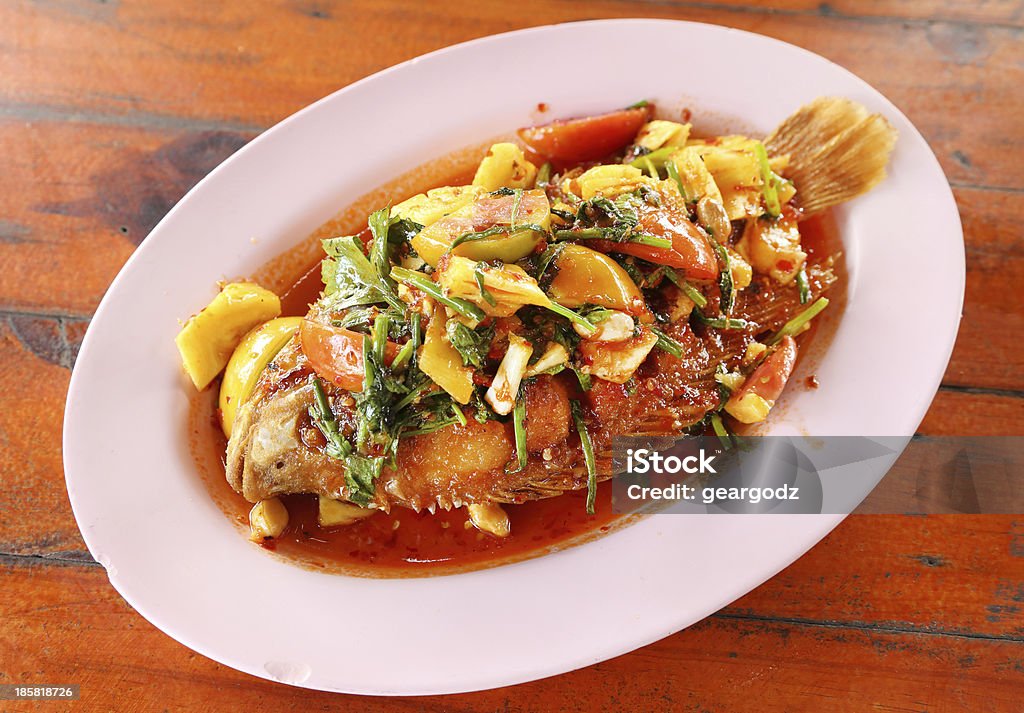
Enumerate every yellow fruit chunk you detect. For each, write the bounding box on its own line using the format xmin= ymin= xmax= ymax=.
xmin=175 ymin=282 xmax=281 ymax=390
xmin=547 ymin=244 xmax=645 ymax=313
xmin=392 ymin=185 xmax=485 ymax=228
xmin=419 ymin=313 xmax=474 ymax=404
xmin=218 ymin=317 xmax=302 ymax=437
xmin=472 ymin=143 xmax=537 ymax=191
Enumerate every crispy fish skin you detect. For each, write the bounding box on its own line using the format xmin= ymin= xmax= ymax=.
xmin=225 ymin=336 xmax=587 ymax=510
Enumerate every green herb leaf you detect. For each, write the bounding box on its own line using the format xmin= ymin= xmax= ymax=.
xmin=511 ymin=395 xmax=527 ymax=473
xmin=571 ymin=400 xmax=598 ymax=515
xmin=446 ymin=320 xmax=494 ymax=369
xmin=390 ymin=266 xmax=487 ymax=322
xmin=754 ymin=142 xmax=782 ymax=218
xmin=769 ymin=296 xmax=829 ymax=344
xmin=796 ymin=265 xmax=811 ymax=304
xmin=651 ymin=326 xmax=685 ymax=358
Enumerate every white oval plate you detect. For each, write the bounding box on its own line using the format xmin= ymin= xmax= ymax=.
xmin=64 ymin=19 xmax=963 ymax=695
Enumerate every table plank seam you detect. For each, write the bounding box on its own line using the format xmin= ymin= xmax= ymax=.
xmin=0 ymin=102 xmax=265 ymax=135
xmin=0 ymin=551 xmax=100 ymax=568
xmin=616 ymin=0 xmax=1024 ymax=30
xmin=715 ymin=611 xmax=1024 ymax=643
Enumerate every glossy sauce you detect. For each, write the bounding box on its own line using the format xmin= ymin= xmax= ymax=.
xmin=188 ymin=140 xmax=844 ymax=578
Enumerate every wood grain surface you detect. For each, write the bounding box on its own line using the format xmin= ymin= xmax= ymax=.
xmin=1 ymin=0 xmax=1022 ymax=710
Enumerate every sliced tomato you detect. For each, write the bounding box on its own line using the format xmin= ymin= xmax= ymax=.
xmin=589 ymin=220 xmax=718 ymax=280
xmin=738 ymin=336 xmax=798 ymax=404
xmin=517 ymin=107 xmax=651 ymax=163
xmin=299 ymin=320 xmax=399 ymax=392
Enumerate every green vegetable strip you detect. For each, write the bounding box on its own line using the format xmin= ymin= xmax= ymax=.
xmin=545 ymin=301 xmax=596 ymax=333
xmin=710 ymin=412 xmax=733 ymax=450
xmin=571 ymin=400 xmax=598 ymax=515
xmin=769 ymin=297 xmax=829 ymax=344
xmin=512 ymin=396 xmax=527 ymax=473
xmin=391 ymin=338 xmax=415 ymax=371
xmin=662 ymin=267 xmax=708 ymax=308
xmin=536 ymin=162 xmax=552 ymax=186
xmin=391 ymin=267 xmax=487 ymax=322
xmin=796 ymin=266 xmax=811 ymax=304
xmin=309 ymin=377 xmax=350 ymax=459
xmin=367 ymin=209 xmax=402 ymax=303
xmin=712 ymin=240 xmax=734 ymax=314
xmin=474 ymin=263 xmax=497 ymax=307
xmin=754 ymin=142 xmax=782 ymax=218
xmin=695 ymin=312 xmax=750 ymax=330
xmin=665 ymin=160 xmax=688 ymax=202
xmin=394 ymin=380 xmax=434 ymax=411
xmin=651 ymin=327 xmax=684 ymax=358
xmin=449 ymin=223 xmax=546 ymax=251
xmin=452 ymin=402 xmax=467 ymax=427
xmin=629 ymin=146 xmax=677 ymax=170
xmin=552 ymin=228 xmax=671 ymax=249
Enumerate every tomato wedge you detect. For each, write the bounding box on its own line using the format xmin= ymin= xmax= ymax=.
xmin=517 ymin=107 xmax=651 ymax=164
xmin=589 ymin=214 xmax=718 ymax=280
xmin=299 ymin=320 xmax=399 ymax=392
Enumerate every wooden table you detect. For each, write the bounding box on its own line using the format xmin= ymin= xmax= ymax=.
xmin=2 ymin=1 xmax=1022 ymax=709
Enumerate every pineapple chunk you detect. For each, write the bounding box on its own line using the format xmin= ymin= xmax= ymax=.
xmin=472 ymin=143 xmax=537 ymax=191
xmin=318 ymin=496 xmax=374 ymax=527
xmin=737 ymin=216 xmax=807 ymax=284
xmin=699 ymin=148 xmax=763 ymax=221
xmin=575 ymin=164 xmax=653 ymax=200
xmin=438 ymin=256 xmax=550 ymax=317
xmin=670 ymin=147 xmax=724 ymax=205
xmin=419 ymin=313 xmax=474 ymax=404
xmin=249 ymin=498 xmax=289 ymax=541
xmin=467 ymin=503 xmax=511 ymax=537
xmin=176 ymin=282 xmax=282 ymax=390
xmin=392 ymin=185 xmax=485 ymax=228
xmin=725 ymin=392 xmax=773 ymax=424
xmin=634 ymin=120 xmax=691 ymax=151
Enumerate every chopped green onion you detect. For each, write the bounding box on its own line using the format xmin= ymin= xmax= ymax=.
xmin=552 ymin=228 xmax=670 ymax=249
xmin=662 ymin=267 xmax=708 ymax=308
xmin=394 ymin=379 xmax=434 ymax=411
xmin=390 ymin=267 xmax=487 ymax=322
xmin=712 ymin=240 xmax=734 ymax=314
xmin=452 ymin=402 xmax=467 ymax=427
xmin=309 ymin=377 xmax=351 ymax=460
xmin=474 ymin=263 xmax=497 ymax=307
xmin=536 ymin=162 xmax=552 ymax=186
xmin=571 ymin=400 xmax=598 ymax=515
xmin=629 ymin=146 xmax=676 ymax=171
xmin=796 ymin=266 xmax=811 ymax=304
xmin=391 ymin=338 xmax=415 ymax=371
xmin=512 ymin=395 xmax=527 ymax=473
xmin=754 ymin=142 xmax=782 ymax=218
xmin=769 ymin=297 xmax=829 ymax=344
xmin=651 ymin=327 xmax=684 ymax=358
xmin=695 ymin=312 xmax=750 ymax=330
xmin=710 ymin=412 xmax=733 ymax=450
xmin=626 ymin=99 xmax=650 ymax=109
xmin=666 ymin=159 xmax=687 ymax=201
